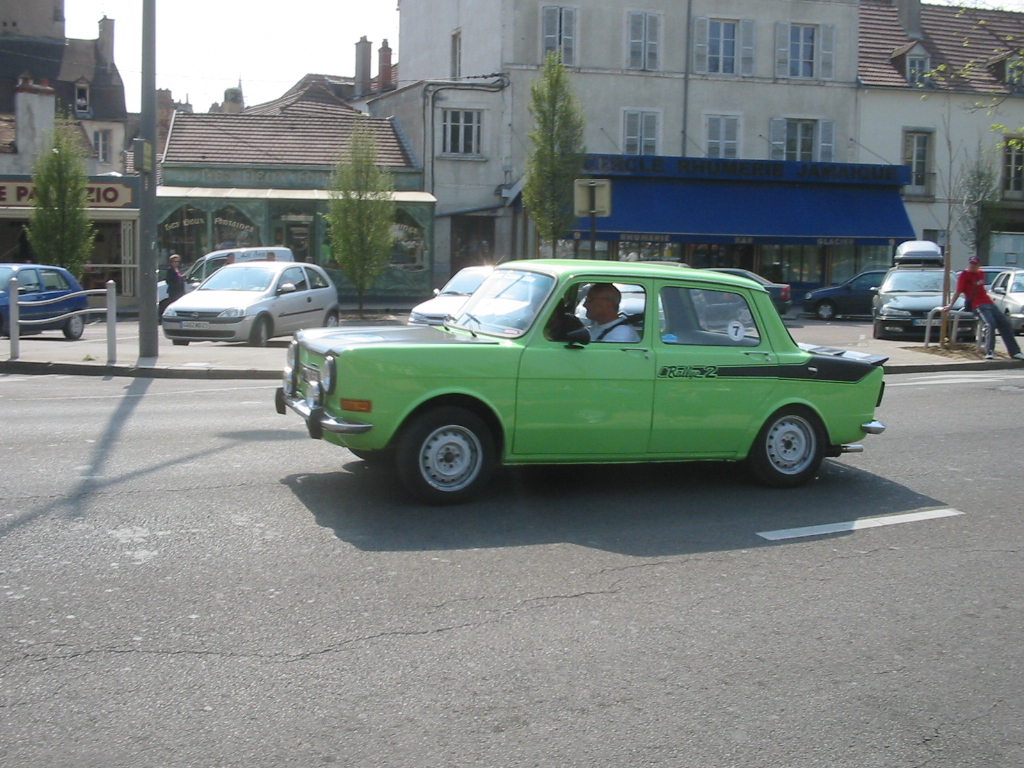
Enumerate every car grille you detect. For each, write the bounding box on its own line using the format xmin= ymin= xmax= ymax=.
xmin=300 ymin=362 xmax=320 ymax=385
xmin=173 ymin=310 xmax=222 ymax=320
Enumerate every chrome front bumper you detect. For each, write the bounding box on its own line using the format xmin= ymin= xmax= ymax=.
xmin=275 ymin=387 xmax=373 ymax=439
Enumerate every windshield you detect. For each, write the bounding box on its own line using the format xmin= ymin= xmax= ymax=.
xmin=882 ymin=270 xmax=945 ymax=293
xmin=449 ymin=269 xmax=555 ymax=337
xmin=441 ymin=269 xmax=489 ymax=296
xmin=199 ymin=266 xmax=275 ymax=292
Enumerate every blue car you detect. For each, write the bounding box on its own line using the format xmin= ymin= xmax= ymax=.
xmin=802 ymin=269 xmax=887 ymax=320
xmin=0 ymin=264 xmax=88 ymax=340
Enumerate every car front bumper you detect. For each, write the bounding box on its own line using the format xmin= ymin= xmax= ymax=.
xmin=275 ymin=387 xmax=373 ymax=439
xmin=161 ymin=315 xmax=253 ymax=342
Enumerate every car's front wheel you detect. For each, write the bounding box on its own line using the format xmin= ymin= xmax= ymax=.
xmin=814 ymin=300 xmax=837 ymax=321
xmin=396 ymin=406 xmax=495 ymax=504
xmin=248 ymin=315 xmax=271 ymax=346
xmin=747 ymin=407 xmax=825 ymax=488
xmin=324 ymin=311 xmax=339 ymax=327
xmin=872 ymin=320 xmax=888 ymax=340
xmin=63 ymin=314 xmax=85 ymax=340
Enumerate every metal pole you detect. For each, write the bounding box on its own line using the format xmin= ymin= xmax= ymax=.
xmin=8 ymin=277 xmax=18 ymax=360
xmin=106 ymin=280 xmax=117 ymax=365
xmin=589 ymin=184 xmax=597 ymax=259
xmin=138 ymin=0 xmax=159 ymax=357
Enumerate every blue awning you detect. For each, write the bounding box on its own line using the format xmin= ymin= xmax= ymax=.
xmin=573 ymin=177 xmax=915 ymax=246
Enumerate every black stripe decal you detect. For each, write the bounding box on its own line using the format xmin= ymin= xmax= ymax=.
xmin=714 ymin=355 xmax=875 ymax=384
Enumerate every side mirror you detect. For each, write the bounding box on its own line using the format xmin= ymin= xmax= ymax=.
xmin=433 ymin=288 xmax=441 ymax=296
xmin=278 ymin=282 xmax=297 ymax=295
xmin=565 ymin=326 xmax=591 ymax=348
xmin=993 ymin=286 xmax=1006 ymax=295
xmin=869 ymin=287 xmax=879 ymax=294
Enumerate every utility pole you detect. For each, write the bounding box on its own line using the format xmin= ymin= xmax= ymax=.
xmin=137 ymin=0 xmax=159 ymax=357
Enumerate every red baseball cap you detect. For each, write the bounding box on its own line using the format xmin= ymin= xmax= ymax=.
xmin=968 ymin=256 xmax=980 ymax=264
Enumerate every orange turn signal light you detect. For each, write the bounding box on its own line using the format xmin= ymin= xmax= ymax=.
xmin=341 ymin=399 xmax=372 ymax=413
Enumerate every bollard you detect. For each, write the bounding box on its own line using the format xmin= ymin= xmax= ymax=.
xmin=106 ymin=280 xmax=117 ymax=365
xmin=7 ymin=276 xmax=18 ymax=360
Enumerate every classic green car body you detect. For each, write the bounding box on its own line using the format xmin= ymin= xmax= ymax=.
xmin=276 ymin=260 xmax=886 ymax=502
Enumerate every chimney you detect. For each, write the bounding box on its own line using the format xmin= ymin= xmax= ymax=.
xmin=378 ymin=39 xmax=393 ymax=92
xmin=97 ymin=16 xmax=115 ymax=69
xmin=14 ymin=74 xmax=57 ymax=174
xmin=895 ymin=0 xmax=923 ymax=40
xmin=355 ymin=36 xmax=372 ymax=96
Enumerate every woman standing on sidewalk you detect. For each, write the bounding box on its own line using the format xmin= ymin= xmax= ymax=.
xmin=942 ymin=257 xmax=1024 ymax=360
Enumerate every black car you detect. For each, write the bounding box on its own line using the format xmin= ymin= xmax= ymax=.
xmin=802 ymin=269 xmax=887 ymax=320
xmin=705 ymin=268 xmax=792 ymax=316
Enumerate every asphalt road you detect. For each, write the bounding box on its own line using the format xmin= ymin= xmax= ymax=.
xmin=1 ymin=371 xmax=1022 ymax=767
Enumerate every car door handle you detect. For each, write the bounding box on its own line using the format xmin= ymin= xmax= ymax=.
xmin=744 ymin=351 xmax=773 ymax=362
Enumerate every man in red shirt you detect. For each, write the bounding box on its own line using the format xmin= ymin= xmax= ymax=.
xmin=942 ymin=256 xmax=1024 ymax=360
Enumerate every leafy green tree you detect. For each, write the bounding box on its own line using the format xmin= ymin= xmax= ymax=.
xmin=325 ymin=122 xmax=395 ymax=314
xmin=523 ymin=52 xmax=586 ymax=256
xmin=26 ymin=121 xmax=95 ymax=278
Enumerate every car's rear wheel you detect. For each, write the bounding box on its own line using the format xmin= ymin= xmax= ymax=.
xmin=63 ymin=314 xmax=85 ymax=340
xmin=814 ymin=300 xmax=837 ymax=321
xmin=747 ymin=406 xmax=825 ymax=488
xmin=324 ymin=311 xmax=339 ymax=327
xmin=396 ymin=406 xmax=495 ymax=504
xmin=248 ymin=315 xmax=271 ymax=346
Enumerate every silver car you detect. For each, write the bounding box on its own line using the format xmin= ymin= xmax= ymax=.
xmin=162 ymin=261 xmax=339 ymax=346
xmin=989 ymin=268 xmax=1024 ymax=333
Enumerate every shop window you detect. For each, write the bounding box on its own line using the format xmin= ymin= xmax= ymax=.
xmin=213 ymin=206 xmax=260 ymax=249
xmin=159 ymin=204 xmax=209 ymax=264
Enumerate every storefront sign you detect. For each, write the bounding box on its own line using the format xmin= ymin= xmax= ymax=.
xmin=0 ymin=179 xmax=137 ymax=208
xmin=583 ymin=154 xmax=909 ymax=187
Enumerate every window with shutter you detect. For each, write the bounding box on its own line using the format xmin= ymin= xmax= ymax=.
xmin=542 ymin=6 xmax=577 ymax=66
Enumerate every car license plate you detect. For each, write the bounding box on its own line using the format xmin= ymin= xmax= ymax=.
xmin=182 ymin=320 xmax=209 ymax=330
xmin=912 ymin=318 xmax=941 ymax=326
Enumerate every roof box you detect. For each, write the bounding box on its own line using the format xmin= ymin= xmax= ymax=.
xmin=894 ymin=240 xmax=943 ymax=265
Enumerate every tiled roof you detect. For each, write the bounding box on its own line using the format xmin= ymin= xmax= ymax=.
xmin=162 ymin=110 xmax=413 ymax=169
xmin=56 ymin=37 xmax=127 ymax=119
xmin=243 ymin=78 xmax=359 ymax=116
xmin=861 ymin=0 xmax=1024 ymax=93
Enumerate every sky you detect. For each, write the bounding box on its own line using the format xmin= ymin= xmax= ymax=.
xmin=64 ymin=0 xmax=1024 ymax=115
xmin=63 ymin=1 xmax=400 ymax=113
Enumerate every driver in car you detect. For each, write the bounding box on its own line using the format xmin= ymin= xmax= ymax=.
xmin=583 ymin=283 xmax=641 ymax=342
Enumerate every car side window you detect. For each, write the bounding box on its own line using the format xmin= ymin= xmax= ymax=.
xmin=851 ymin=273 xmax=879 ymax=290
xmin=572 ymin=282 xmax=645 ymax=342
xmin=659 ymin=285 xmax=761 ymax=347
xmin=1013 ymin=276 xmax=1024 ymax=292
xmin=16 ymin=269 xmax=41 ymax=293
xmin=41 ymin=270 xmax=70 ymax=291
xmin=306 ymin=267 xmax=329 ymax=290
xmin=281 ymin=267 xmax=307 ymax=291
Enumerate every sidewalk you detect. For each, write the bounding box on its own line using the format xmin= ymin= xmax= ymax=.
xmin=1 ymin=316 xmax=1021 ymax=379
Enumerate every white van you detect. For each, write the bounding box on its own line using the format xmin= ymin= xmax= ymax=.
xmin=158 ymin=247 xmax=295 ymax=305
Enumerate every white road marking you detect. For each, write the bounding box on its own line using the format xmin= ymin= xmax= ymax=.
xmin=757 ymin=508 xmax=963 ymax=541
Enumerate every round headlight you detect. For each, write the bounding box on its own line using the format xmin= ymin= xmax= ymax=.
xmin=320 ymin=354 xmax=336 ymax=395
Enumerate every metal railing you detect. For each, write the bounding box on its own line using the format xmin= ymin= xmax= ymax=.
xmin=6 ymin=277 xmax=118 ymax=363
xmin=923 ymin=308 xmax=977 ymax=348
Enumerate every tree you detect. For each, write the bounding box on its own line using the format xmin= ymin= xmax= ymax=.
xmin=954 ymin=142 xmax=999 ymax=258
xmin=522 ymin=52 xmax=586 ymax=256
xmin=326 ymin=122 xmax=395 ymax=314
xmin=26 ymin=120 xmax=95 ymax=278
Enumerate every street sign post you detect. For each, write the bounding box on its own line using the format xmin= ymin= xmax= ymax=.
xmin=574 ymin=179 xmax=611 ymax=259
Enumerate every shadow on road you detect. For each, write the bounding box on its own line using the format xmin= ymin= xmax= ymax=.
xmin=281 ymin=458 xmax=945 ymax=557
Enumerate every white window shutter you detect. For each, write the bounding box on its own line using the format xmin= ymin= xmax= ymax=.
xmin=740 ymin=19 xmax=755 ymax=76
xmin=820 ymin=24 xmax=835 ymax=81
xmin=629 ymin=12 xmax=645 ymax=69
xmin=562 ymin=8 xmax=577 ymax=66
xmin=693 ymin=16 xmax=709 ymax=74
xmin=646 ymin=14 xmax=660 ymax=70
xmin=775 ymin=22 xmax=790 ymax=79
xmin=769 ymin=118 xmax=787 ymax=160
xmin=819 ymin=119 xmax=835 ymax=162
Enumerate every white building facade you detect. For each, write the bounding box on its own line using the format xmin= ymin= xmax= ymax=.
xmin=379 ymin=0 xmax=920 ymax=289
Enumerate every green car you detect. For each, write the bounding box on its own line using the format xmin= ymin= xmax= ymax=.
xmin=276 ymin=260 xmax=886 ymax=503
